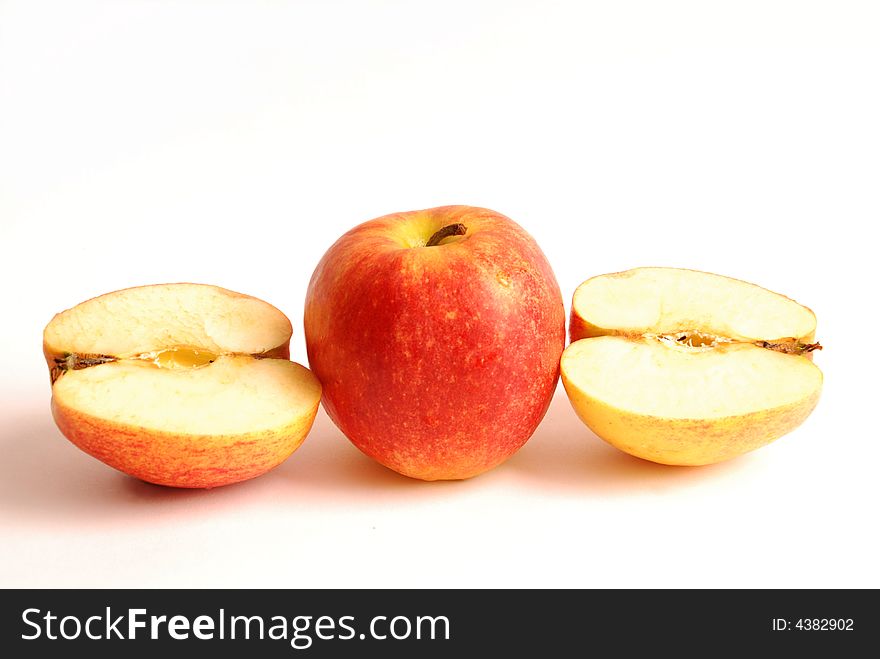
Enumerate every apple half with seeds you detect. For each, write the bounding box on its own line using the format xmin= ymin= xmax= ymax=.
xmin=561 ymin=268 xmax=823 ymax=465
xmin=43 ymin=284 xmax=322 ymax=488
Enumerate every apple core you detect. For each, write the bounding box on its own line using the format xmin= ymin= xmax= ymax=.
xmin=650 ymin=331 xmax=822 ymax=354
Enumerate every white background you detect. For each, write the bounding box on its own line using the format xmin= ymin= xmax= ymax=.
xmin=1 ymin=1 xmax=878 ymax=588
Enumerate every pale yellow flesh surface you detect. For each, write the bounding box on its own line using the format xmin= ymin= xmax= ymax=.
xmin=44 ymin=283 xmax=292 ymax=358
xmin=572 ymin=267 xmax=816 ymax=341
xmin=562 ymin=337 xmax=822 ymax=420
xmin=52 ymin=355 xmax=322 ymax=436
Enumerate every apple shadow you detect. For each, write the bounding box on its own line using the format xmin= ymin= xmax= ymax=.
xmin=0 ymin=392 xmax=750 ymax=528
xmin=506 ymin=392 xmax=750 ymax=494
xmin=0 ymin=401 xmax=442 ymax=529
xmin=277 ymin=393 xmax=749 ymax=500
xmin=274 ymin=407 xmax=468 ymax=497
xmin=0 ymin=403 xmax=304 ymax=529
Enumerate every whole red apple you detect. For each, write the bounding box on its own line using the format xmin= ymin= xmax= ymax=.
xmin=304 ymin=205 xmax=565 ymax=480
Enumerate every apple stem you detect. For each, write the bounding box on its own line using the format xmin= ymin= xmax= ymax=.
xmin=758 ymin=340 xmax=823 ymax=355
xmin=65 ymin=353 xmax=118 ymax=369
xmin=50 ymin=353 xmax=117 ymax=384
xmin=426 ymin=223 xmax=467 ymax=247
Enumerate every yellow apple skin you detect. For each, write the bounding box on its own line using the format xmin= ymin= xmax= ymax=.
xmin=561 ymin=372 xmax=822 ymax=466
xmin=51 ymin=394 xmax=319 ymax=488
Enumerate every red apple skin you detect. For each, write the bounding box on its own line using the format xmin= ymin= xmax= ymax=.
xmin=51 ymin=394 xmax=318 ymax=489
xmin=304 ymin=206 xmax=565 ymax=480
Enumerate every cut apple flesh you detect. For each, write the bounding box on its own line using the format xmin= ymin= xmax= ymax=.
xmin=570 ymin=267 xmax=818 ymax=345
xmin=562 ymin=268 xmax=823 ymax=466
xmin=53 ymin=356 xmax=319 ymax=436
xmin=563 ymin=338 xmax=820 ymax=420
xmin=44 ymin=283 xmax=293 ymax=371
xmin=43 ymin=283 xmax=322 ymax=488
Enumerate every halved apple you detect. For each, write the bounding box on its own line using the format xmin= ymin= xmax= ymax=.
xmin=43 ymin=284 xmax=322 ymax=488
xmin=561 ymin=268 xmax=823 ymax=466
